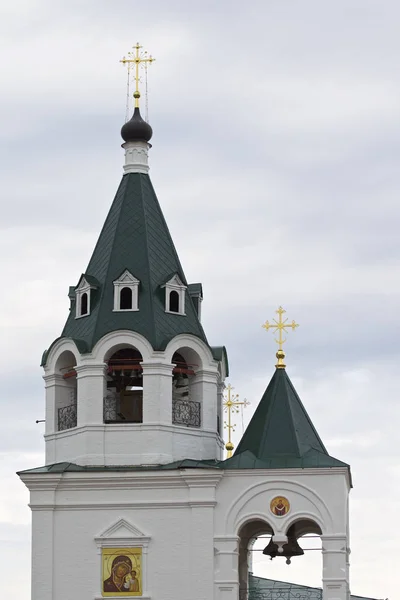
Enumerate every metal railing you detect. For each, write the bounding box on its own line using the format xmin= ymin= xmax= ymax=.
xmin=172 ymin=398 xmax=201 ymax=427
xmin=58 ymin=403 xmax=77 ymax=431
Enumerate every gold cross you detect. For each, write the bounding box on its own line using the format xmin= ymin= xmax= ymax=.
xmin=223 ymin=384 xmax=250 ymax=458
xmin=262 ymin=306 xmax=299 ymax=369
xmin=120 ymin=43 xmax=155 ymax=108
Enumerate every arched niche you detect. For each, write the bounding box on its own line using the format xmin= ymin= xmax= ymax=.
xmin=104 ymin=347 xmax=143 ymax=424
xmin=237 ymin=519 xmax=275 ymax=593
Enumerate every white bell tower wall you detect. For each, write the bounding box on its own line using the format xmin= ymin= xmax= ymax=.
xmin=43 ymin=331 xmax=224 ymax=466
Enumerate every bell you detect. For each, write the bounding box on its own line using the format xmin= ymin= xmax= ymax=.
xmin=263 ymin=535 xmax=304 ymax=565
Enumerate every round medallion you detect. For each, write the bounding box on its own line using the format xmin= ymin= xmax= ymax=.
xmin=270 ymin=496 xmax=290 ymax=517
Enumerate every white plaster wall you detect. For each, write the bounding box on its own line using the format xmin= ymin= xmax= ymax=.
xmin=21 ymin=466 xmax=350 ymax=600
xmin=45 ymin=423 xmax=223 ymax=466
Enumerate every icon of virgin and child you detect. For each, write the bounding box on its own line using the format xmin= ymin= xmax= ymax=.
xmin=103 ymin=555 xmax=140 ymax=594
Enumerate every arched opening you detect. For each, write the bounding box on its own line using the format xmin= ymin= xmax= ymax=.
xmin=80 ymin=292 xmax=88 ymax=315
xmin=169 ymin=290 xmax=180 ymax=313
xmin=104 ymin=348 xmax=143 ymax=423
xmin=238 ymin=519 xmax=275 ymax=597
xmin=250 ymin=518 xmax=323 ymax=594
xmin=120 ymin=287 xmax=133 ymax=310
xmin=55 ymin=350 xmax=78 ymax=431
xmin=171 ymin=350 xmax=200 ymax=427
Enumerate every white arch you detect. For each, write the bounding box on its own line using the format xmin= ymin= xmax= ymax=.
xmin=165 ymin=334 xmax=216 ymax=371
xmin=224 ymin=479 xmax=334 ymax=536
xmin=236 ymin=514 xmax=275 ymax=535
xmin=44 ymin=338 xmax=82 ymax=374
xmin=283 ymin=511 xmax=324 ymax=535
xmin=91 ymin=330 xmax=154 ymax=363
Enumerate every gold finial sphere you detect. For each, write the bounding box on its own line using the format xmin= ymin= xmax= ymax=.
xmin=133 ymin=91 xmax=141 ymax=99
xmin=225 ymin=442 xmax=234 ymax=451
xmin=276 ymin=349 xmax=286 ymax=369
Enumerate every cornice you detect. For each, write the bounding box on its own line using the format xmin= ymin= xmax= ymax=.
xmin=30 ymin=501 xmax=217 ymax=511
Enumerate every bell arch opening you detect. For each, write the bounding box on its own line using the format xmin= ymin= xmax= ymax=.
xmin=55 ymin=350 xmax=78 ymax=431
xmin=171 ymin=348 xmax=201 ymax=428
xmin=250 ymin=517 xmax=323 ymax=594
xmin=237 ymin=519 xmax=275 ymax=597
xmin=104 ymin=347 xmax=143 ymax=423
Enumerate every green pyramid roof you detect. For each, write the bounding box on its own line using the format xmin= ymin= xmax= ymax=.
xmin=55 ymin=173 xmax=210 ymax=356
xmin=228 ymin=368 xmax=350 ymax=474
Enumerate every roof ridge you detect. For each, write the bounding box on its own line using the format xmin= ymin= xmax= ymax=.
xmin=91 ymin=175 xmax=131 ymax=347
xmin=281 ymin=371 xmax=302 ymax=458
xmin=139 ymin=174 xmax=158 ymax=347
xmin=285 ymin=373 xmax=329 ymax=454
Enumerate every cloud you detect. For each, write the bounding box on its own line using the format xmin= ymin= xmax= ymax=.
xmin=0 ymin=1 xmax=399 ymax=599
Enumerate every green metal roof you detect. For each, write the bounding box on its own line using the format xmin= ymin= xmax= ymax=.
xmin=230 ymin=368 xmax=351 ymax=476
xmin=47 ymin=173 xmax=214 ymax=360
xmin=249 ymin=575 xmax=380 ymax=600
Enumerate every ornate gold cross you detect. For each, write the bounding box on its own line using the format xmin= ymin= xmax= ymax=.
xmin=120 ymin=43 xmax=155 ymax=108
xmin=262 ymin=306 xmax=299 ymax=369
xmin=223 ymin=384 xmax=250 ymax=458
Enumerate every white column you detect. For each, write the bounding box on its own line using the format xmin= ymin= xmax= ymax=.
xmin=322 ymin=535 xmax=349 ymax=600
xmin=191 ymin=369 xmax=219 ymax=431
xmin=43 ymin=373 xmax=64 ymax=434
xmin=214 ymin=536 xmax=240 ymax=600
xmin=141 ymin=362 xmax=173 ymax=424
xmin=75 ymin=364 xmax=106 ymax=426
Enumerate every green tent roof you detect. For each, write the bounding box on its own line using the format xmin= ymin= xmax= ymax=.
xmin=230 ymin=368 xmax=351 ymax=475
xmin=50 ymin=173 xmax=212 ymax=358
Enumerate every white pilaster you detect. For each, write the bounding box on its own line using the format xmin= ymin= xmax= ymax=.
xmin=76 ymin=364 xmax=106 ymax=426
xmin=191 ymin=368 xmax=219 ymax=431
xmin=214 ymin=536 xmax=239 ymax=600
xmin=141 ymin=362 xmax=173 ymax=424
xmin=44 ymin=373 xmax=64 ymax=435
xmin=322 ymin=535 xmax=349 ymax=600
xmin=122 ymin=140 xmax=150 ymax=174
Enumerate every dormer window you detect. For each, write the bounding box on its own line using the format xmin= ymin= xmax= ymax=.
xmin=162 ymin=274 xmax=186 ymax=315
xmin=81 ymin=292 xmax=88 ymax=315
xmin=75 ymin=275 xmax=98 ymax=319
xmin=113 ymin=270 xmax=139 ymax=312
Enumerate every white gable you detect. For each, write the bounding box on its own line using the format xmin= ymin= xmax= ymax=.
xmin=97 ymin=518 xmax=147 ymax=540
xmin=164 ymin=274 xmax=186 ymax=289
xmin=75 ymin=277 xmax=90 ymax=292
xmin=113 ymin=269 xmax=140 ymax=285
xmin=94 ymin=518 xmax=151 ymax=549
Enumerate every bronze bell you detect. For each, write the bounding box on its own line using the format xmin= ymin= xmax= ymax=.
xmin=263 ymin=535 xmax=304 ymax=565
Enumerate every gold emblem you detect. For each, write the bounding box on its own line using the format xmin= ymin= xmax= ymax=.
xmin=270 ymin=496 xmax=290 ymax=517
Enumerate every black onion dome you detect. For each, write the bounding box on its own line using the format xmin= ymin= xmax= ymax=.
xmin=121 ymin=107 xmax=153 ymax=143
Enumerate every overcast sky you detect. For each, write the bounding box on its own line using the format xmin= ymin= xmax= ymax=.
xmin=0 ymin=1 xmax=399 ymax=598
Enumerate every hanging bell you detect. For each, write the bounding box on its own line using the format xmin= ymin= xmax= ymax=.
xmin=262 ymin=535 xmax=304 ymax=565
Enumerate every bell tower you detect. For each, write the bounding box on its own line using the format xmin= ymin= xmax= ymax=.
xmin=19 ymin=49 xmax=351 ymax=600
xmin=38 ymin=46 xmax=227 ymax=467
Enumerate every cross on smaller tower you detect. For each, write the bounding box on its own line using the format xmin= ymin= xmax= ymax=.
xmin=223 ymin=384 xmax=250 ymax=458
xmin=120 ymin=43 xmax=156 ymax=109
xmin=262 ymin=306 xmax=299 ymax=369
